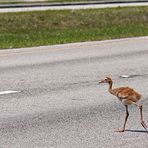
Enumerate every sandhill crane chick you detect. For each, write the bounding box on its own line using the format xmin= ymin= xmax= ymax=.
xmin=99 ymin=76 xmax=147 ymax=132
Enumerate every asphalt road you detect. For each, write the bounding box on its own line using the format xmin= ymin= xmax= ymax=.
xmin=0 ymin=1 xmax=148 ymax=12
xmin=0 ymin=37 xmax=148 ymax=148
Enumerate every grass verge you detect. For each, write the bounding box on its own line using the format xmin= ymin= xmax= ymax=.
xmin=0 ymin=6 xmax=148 ymax=49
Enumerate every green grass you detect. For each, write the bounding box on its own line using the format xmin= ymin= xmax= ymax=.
xmin=0 ymin=6 xmax=148 ymax=49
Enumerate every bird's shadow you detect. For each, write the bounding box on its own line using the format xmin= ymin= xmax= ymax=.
xmin=125 ymin=129 xmax=148 ymax=133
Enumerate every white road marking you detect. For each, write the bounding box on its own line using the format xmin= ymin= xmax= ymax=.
xmin=0 ymin=2 xmax=148 ymax=13
xmin=120 ymin=75 xmax=130 ymax=78
xmin=0 ymin=90 xmax=19 ymax=95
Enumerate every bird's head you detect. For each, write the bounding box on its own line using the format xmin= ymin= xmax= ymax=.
xmin=99 ymin=76 xmax=113 ymax=85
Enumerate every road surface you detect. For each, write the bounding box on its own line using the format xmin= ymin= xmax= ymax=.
xmin=0 ymin=37 xmax=148 ymax=148
xmin=0 ymin=1 xmax=148 ymax=12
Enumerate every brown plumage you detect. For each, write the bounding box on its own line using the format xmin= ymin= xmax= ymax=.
xmin=99 ymin=76 xmax=147 ymax=132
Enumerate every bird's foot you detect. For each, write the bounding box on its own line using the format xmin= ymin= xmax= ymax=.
xmin=141 ymin=121 xmax=147 ymax=130
xmin=115 ymin=128 xmax=125 ymax=132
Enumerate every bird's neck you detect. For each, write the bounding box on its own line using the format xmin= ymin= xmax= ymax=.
xmin=108 ymin=81 xmax=114 ymax=94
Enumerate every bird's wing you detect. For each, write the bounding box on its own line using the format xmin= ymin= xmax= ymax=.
xmin=113 ymin=87 xmax=142 ymax=102
xmin=114 ymin=87 xmax=134 ymax=98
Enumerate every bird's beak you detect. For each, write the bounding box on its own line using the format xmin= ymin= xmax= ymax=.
xmin=98 ymin=79 xmax=106 ymax=84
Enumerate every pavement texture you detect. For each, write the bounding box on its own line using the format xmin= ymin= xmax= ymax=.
xmin=0 ymin=37 xmax=148 ymax=148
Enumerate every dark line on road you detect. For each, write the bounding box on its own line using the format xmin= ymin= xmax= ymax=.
xmin=1 ymin=49 xmax=148 ymax=72
xmin=0 ymin=0 xmax=148 ymax=8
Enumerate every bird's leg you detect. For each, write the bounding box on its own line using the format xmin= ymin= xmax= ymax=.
xmin=134 ymin=103 xmax=147 ymax=130
xmin=139 ymin=105 xmax=147 ymax=130
xmin=116 ymin=105 xmax=129 ymax=132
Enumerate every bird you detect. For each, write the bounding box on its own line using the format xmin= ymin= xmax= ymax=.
xmin=99 ymin=75 xmax=147 ymax=132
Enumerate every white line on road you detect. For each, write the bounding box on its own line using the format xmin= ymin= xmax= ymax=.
xmin=0 ymin=90 xmax=19 ymax=95
xmin=120 ymin=75 xmax=130 ymax=78
xmin=0 ymin=2 xmax=148 ymax=13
